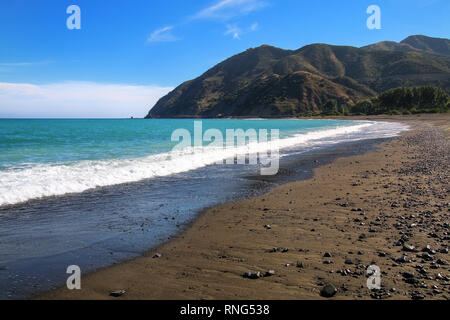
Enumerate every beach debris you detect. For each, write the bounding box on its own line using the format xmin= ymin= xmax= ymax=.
xmin=152 ymin=253 xmax=162 ymax=259
xmin=320 ymin=284 xmax=337 ymax=298
xmin=109 ymin=290 xmax=126 ymax=297
xmin=323 ymin=252 xmax=332 ymax=258
xmin=263 ymin=224 xmax=271 ymax=230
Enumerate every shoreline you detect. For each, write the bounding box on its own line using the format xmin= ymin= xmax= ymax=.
xmin=38 ymin=114 xmax=449 ymax=300
xmin=0 ymin=119 xmax=400 ymax=300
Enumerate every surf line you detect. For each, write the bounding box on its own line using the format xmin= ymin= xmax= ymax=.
xmin=170 ymin=120 xmax=280 ymax=175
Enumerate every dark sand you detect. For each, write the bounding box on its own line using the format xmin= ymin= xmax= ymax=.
xmin=39 ymin=114 xmax=449 ymax=300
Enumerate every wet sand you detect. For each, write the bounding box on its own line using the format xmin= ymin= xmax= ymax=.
xmin=39 ymin=114 xmax=449 ymax=300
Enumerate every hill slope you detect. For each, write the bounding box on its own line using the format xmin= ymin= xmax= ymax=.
xmin=363 ymin=35 xmax=450 ymax=58
xmin=146 ymin=35 xmax=450 ymax=118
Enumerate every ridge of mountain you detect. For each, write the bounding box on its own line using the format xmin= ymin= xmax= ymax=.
xmin=146 ymin=35 xmax=450 ymax=118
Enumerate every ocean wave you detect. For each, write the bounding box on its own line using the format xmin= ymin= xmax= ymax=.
xmin=0 ymin=121 xmax=408 ymax=206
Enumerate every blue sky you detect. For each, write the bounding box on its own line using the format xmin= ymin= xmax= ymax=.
xmin=0 ymin=0 xmax=449 ymax=117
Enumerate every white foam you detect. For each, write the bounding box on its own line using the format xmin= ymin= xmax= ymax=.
xmin=0 ymin=121 xmax=408 ymax=207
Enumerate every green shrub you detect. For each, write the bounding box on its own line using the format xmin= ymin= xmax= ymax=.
xmin=349 ymin=86 xmax=449 ymax=115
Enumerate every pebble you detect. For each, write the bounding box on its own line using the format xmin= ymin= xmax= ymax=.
xmin=109 ymin=290 xmax=126 ymax=297
xmin=402 ymin=244 xmax=417 ymax=252
xmin=264 ymin=270 xmax=275 ymax=277
xmin=320 ymin=284 xmax=337 ymax=298
xmin=411 ymin=291 xmax=425 ymax=300
xmin=370 ymin=288 xmax=391 ymax=300
xmin=243 ymin=271 xmax=262 ymax=279
xmin=422 ymin=245 xmax=436 ymax=254
xmin=395 ymin=255 xmax=411 ymax=263
xmin=421 ymin=252 xmax=434 ymax=261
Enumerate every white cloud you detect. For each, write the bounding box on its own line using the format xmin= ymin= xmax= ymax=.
xmin=224 ymin=24 xmax=242 ymax=39
xmin=0 ymin=61 xmax=51 ymax=67
xmin=147 ymin=26 xmax=179 ymax=43
xmin=151 ymin=1 xmax=266 ymax=42
xmin=192 ymin=0 xmax=267 ymax=20
xmin=0 ymin=61 xmax=53 ymax=73
xmin=0 ymin=82 xmax=174 ymax=118
xmin=224 ymin=22 xmax=259 ymax=39
xmin=0 ymin=62 xmax=35 ymax=67
xmin=250 ymin=22 xmax=259 ymax=31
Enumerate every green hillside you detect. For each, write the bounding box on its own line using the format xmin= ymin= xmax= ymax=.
xmin=146 ymin=35 xmax=450 ymax=118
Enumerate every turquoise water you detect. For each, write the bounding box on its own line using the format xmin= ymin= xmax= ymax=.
xmin=0 ymin=119 xmax=354 ymax=166
xmin=0 ymin=118 xmax=406 ymax=207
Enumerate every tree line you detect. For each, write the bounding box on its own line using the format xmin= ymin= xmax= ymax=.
xmin=319 ymin=86 xmax=449 ymax=116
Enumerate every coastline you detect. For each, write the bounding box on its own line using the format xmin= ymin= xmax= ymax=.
xmin=38 ymin=114 xmax=449 ymax=300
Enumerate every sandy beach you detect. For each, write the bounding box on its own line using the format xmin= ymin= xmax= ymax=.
xmin=39 ymin=114 xmax=449 ymax=300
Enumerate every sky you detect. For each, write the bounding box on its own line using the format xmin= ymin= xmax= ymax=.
xmin=0 ymin=0 xmax=449 ymax=118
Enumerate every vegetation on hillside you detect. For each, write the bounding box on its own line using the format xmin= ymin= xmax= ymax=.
xmin=320 ymin=86 xmax=449 ymax=116
xmin=146 ymin=35 xmax=450 ymax=119
xmin=351 ymin=86 xmax=449 ymax=115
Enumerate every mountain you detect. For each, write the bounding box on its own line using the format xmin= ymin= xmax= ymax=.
xmin=401 ymin=35 xmax=450 ymax=57
xmin=363 ymin=35 xmax=450 ymax=58
xmin=146 ymin=35 xmax=450 ymax=118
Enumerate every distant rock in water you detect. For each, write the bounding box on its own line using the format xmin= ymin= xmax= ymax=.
xmin=146 ymin=35 xmax=450 ymax=118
